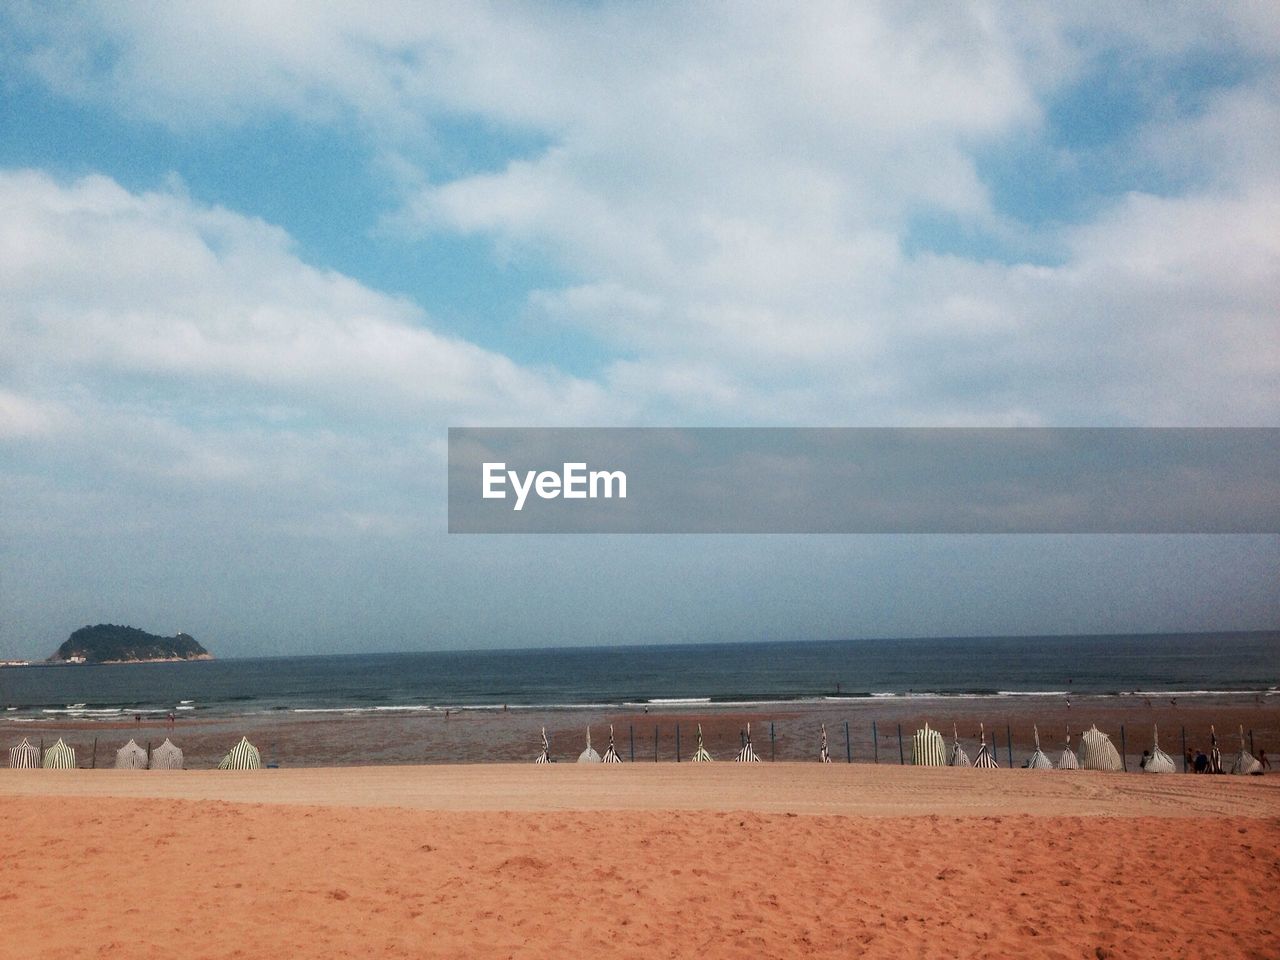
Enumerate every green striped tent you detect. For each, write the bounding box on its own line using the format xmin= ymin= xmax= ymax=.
xmin=115 ymin=739 xmax=148 ymax=769
xmin=1025 ymin=725 xmax=1053 ymax=769
xmin=911 ymin=723 xmax=946 ymax=766
xmin=217 ymin=736 xmax=261 ymax=770
xmin=1079 ymin=725 xmax=1123 ymax=772
xmin=8 ymin=738 xmax=40 ymax=768
xmin=948 ymin=725 xmax=970 ymax=767
xmin=43 ymin=738 xmax=76 ymax=769
xmin=150 ymin=739 xmax=184 ymax=770
xmin=691 ymin=724 xmax=713 ymax=762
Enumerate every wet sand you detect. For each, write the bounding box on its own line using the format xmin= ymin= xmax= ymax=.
xmin=1 ymin=766 xmax=1277 ymax=959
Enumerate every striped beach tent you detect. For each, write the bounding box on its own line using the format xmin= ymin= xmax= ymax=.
xmin=1057 ymin=727 xmax=1079 ymax=770
xmin=911 ymin=723 xmax=946 ymax=766
xmin=150 ymin=739 xmax=184 ymax=770
xmin=735 ymin=723 xmax=760 ymax=762
xmin=1080 ymin=725 xmax=1123 ymax=771
xmin=1208 ymin=726 xmax=1224 ymax=774
xmin=534 ymin=727 xmax=551 ymax=764
xmin=1230 ymin=725 xmax=1262 ymax=775
xmin=577 ymin=727 xmax=601 ymax=763
xmin=948 ymin=725 xmax=970 ymax=767
xmin=115 ymin=739 xmax=149 ymax=770
xmin=1141 ymin=725 xmax=1176 ymax=773
xmin=1025 ymin=725 xmax=1053 ymax=769
xmin=217 ymin=736 xmax=261 ymax=770
xmin=43 ymin=738 xmax=76 ymax=769
xmin=8 ymin=738 xmax=40 ymax=768
xmin=819 ymin=724 xmax=831 ymax=763
xmin=973 ymin=724 xmax=998 ymax=769
xmin=691 ymin=724 xmax=713 ymax=762
xmin=601 ymin=724 xmax=623 ymax=763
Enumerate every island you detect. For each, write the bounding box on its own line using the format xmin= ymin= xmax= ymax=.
xmin=49 ymin=624 xmax=213 ymax=664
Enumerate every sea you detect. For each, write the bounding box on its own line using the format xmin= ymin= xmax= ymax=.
xmin=1 ymin=632 xmax=1276 ymax=723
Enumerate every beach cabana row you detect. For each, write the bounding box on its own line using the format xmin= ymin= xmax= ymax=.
xmin=1080 ymin=725 xmax=1124 ymax=771
xmin=1057 ymin=727 xmax=1079 ymax=769
xmin=1025 ymin=726 xmax=1053 ymax=769
xmin=948 ymin=725 xmax=970 ymax=767
xmin=577 ymin=727 xmax=601 ymax=763
xmin=972 ymin=724 xmax=998 ymax=769
xmin=1231 ymin=725 xmax=1262 ymax=775
xmin=819 ymin=724 xmax=831 ymax=763
xmin=1141 ymin=725 xmax=1176 ymax=774
xmin=8 ymin=738 xmax=40 ymax=768
xmin=736 ymin=723 xmax=760 ymax=762
xmin=911 ymin=723 xmax=946 ymax=766
xmin=43 ymin=738 xmax=76 ymax=769
xmin=217 ymin=736 xmax=262 ymax=770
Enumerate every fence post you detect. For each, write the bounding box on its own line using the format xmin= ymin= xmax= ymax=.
xmin=1250 ymin=729 xmax=1255 ymax=754
xmin=844 ymin=721 xmax=852 ymax=763
xmin=1181 ymin=726 xmax=1187 ymax=772
xmin=897 ymin=724 xmax=904 ymax=765
xmin=654 ymin=725 xmax=659 ymax=763
xmin=629 ymin=724 xmax=635 ymax=762
xmin=770 ymin=722 xmax=775 ymax=762
xmin=676 ymin=724 xmax=681 ymax=763
xmin=872 ymin=721 xmax=879 ymax=763
xmin=91 ymin=737 xmax=98 ymax=769
xmin=1006 ymin=724 xmax=1014 ymax=767
xmin=1120 ymin=725 xmax=1127 ymax=771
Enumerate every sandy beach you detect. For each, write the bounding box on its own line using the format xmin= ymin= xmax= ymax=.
xmin=3 ymin=765 xmax=1276 ymax=959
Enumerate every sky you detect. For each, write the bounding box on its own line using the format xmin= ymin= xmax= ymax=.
xmin=1 ymin=2 xmax=1277 ymax=658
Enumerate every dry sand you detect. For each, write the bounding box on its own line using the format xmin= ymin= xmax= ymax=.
xmin=2 ymin=766 xmax=1277 ymax=959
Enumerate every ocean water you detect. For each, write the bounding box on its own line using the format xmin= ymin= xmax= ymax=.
xmin=1 ymin=632 xmax=1276 ymax=723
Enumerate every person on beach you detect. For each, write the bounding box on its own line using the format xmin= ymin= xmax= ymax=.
xmin=1185 ymin=748 xmax=1194 ymax=771
xmin=1194 ymin=750 xmax=1208 ymax=774
xmin=1139 ymin=749 xmax=1151 ymax=769
xmin=1259 ymin=748 xmax=1270 ymax=771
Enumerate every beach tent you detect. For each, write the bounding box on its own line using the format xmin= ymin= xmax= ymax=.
xmin=8 ymin=738 xmax=40 ymax=769
xmin=911 ymin=723 xmax=946 ymax=766
xmin=735 ymin=723 xmax=760 ymax=762
xmin=577 ymin=727 xmax=601 ymax=763
xmin=1057 ymin=727 xmax=1079 ymax=770
xmin=43 ymin=738 xmax=76 ymax=769
xmin=150 ymin=739 xmax=184 ymax=770
xmin=217 ymin=736 xmax=261 ymax=770
xmin=1025 ymin=725 xmax=1054 ymax=769
xmin=948 ymin=725 xmax=970 ymax=767
xmin=691 ymin=724 xmax=713 ymax=763
xmin=534 ymin=727 xmax=551 ymax=764
xmin=1080 ymin=725 xmax=1123 ymax=772
xmin=1208 ymin=726 xmax=1224 ymax=774
xmin=601 ymin=724 xmax=623 ymax=763
xmin=973 ymin=725 xmax=998 ymax=768
xmin=115 ymin=739 xmax=149 ymax=770
xmin=1230 ymin=725 xmax=1262 ymax=776
xmin=819 ymin=724 xmax=831 ymax=763
xmin=1141 ymin=725 xmax=1176 ymax=774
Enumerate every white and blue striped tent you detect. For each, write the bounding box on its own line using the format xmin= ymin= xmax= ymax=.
xmin=115 ymin=739 xmax=148 ymax=770
xmin=691 ymin=724 xmax=713 ymax=762
xmin=949 ymin=725 xmax=970 ymax=767
xmin=1057 ymin=727 xmax=1079 ymax=770
xmin=150 ymin=739 xmax=184 ymax=770
xmin=973 ymin=725 xmax=998 ymax=769
xmin=911 ymin=723 xmax=946 ymax=766
xmin=577 ymin=727 xmax=601 ymax=763
xmin=1080 ymin=725 xmax=1123 ymax=772
xmin=534 ymin=727 xmax=551 ymax=764
xmin=735 ymin=723 xmax=760 ymax=762
xmin=8 ymin=738 xmax=40 ymax=768
xmin=1025 ymin=725 xmax=1054 ymax=769
xmin=601 ymin=724 xmax=623 ymax=763
xmin=819 ymin=724 xmax=831 ymax=763
xmin=217 ymin=736 xmax=261 ymax=770
xmin=1230 ymin=725 xmax=1262 ymax=775
xmin=43 ymin=738 xmax=76 ymax=769
xmin=1142 ymin=725 xmax=1176 ymax=774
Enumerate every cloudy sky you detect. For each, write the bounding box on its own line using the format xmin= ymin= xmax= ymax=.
xmin=2 ymin=3 xmax=1277 ymax=657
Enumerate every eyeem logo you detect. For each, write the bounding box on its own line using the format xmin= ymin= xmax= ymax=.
xmin=482 ymin=462 xmax=627 ymax=511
